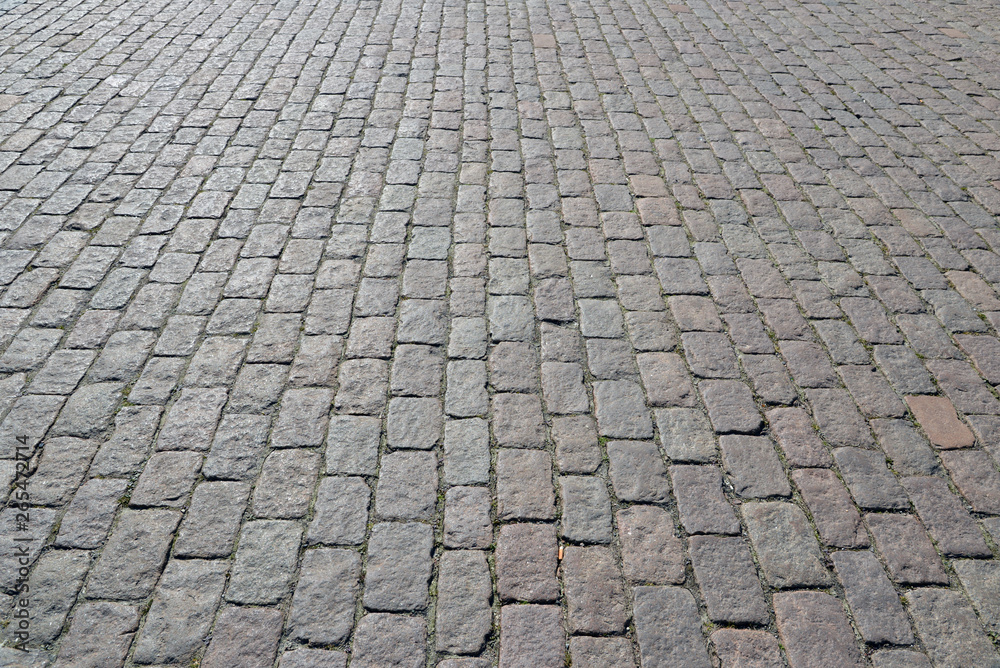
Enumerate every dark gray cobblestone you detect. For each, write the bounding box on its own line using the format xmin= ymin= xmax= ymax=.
xmin=4 ymin=0 xmax=1000 ymax=662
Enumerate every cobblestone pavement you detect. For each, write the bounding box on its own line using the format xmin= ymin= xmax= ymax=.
xmin=3 ymin=0 xmax=1000 ymax=663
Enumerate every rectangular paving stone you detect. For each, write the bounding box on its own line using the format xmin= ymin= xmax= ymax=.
xmin=252 ymin=449 xmax=320 ymax=519
xmin=86 ymin=509 xmax=181 ymax=600
xmin=831 ymin=551 xmax=914 ymax=646
xmin=774 ymin=592 xmax=865 ymax=668
xmin=711 ymin=630 xmax=784 ymax=668
xmin=954 ymin=560 xmax=1000 ymax=634
xmin=871 ymin=418 xmax=942 ymax=476
xmin=806 ymin=388 xmax=874 ymax=446
xmin=569 ymin=637 xmax=637 ymax=668
xmin=307 ymin=476 xmax=370 ymax=546
xmin=553 ymin=415 xmax=601 ymax=473
xmin=670 ymin=465 xmax=741 ymax=535
xmin=52 ymin=603 xmax=139 ymax=668
xmin=202 ymin=414 xmax=269 ymax=481
xmin=767 ymin=407 xmax=831 ymax=468
xmin=492 ymin=393 xmax=546 ymax=447
xmin=690 ymin=536 xmax=769 ymax=625
xmin=496 ymin=449 xmax=555 ymax=520
xmin=742 ymin=501 xmax=832 ymax=588
xmin=701 ymin=380 xmax=763 ymax=434
xmin=655 ymin=407 xmax=716 ymax=462
xmin=903 ymin=476 xmax=992 ymax=557
xmin=174 ymin=481 xmax=250 ymax=558
xmin=202 ymin=607 xmax=283 ymax=668
xmin=720 ymin=435 xmax=791 ymax=498
xmin=792 ymin=469 xmax=869 ymax=548
xmin=130 ymin=450 xmax=202 ymax=508
xmin=616 ymin=506 xmax=686 ymax=585
xmin=351 ymin=613 xmax=426 ymax=668
xmin=436 ymin=550 xmax=492 ymax=654
xmin=499 ymin=605 xmax=565 ymax=668
xmin=562 ymin=546 xmax=628 ymax=634
xmin=375 ymin=450 xmax=438 ymax=521
xmin=7 ymin=549 xmax=89 ymax=646
xmin=939 ymin=449 xmax=1000 ymax=513
xmin=288 ymin=549 xmax=361 ymax=645
xmin=443 ymin=417 xmax=491 ymax=485
xmin=363 ymin=522 xmax=433 ymax=612
xmin=832 ymin=447 xmax=909 ymax=510
xmin=594 ymin=380 xmax=654 ymax=439
xmin=496 ymin=523 xmax=559 ymax=602
xmin=633 ymin=587 xmax=712 ymax=668
xmin=132 ymin=559 xmax=229 ymax=664
xmin=637 ymin=353 xmax=697 ymax=408
xmin=865 ymin=513 xmax=948 ymax=585
xmin=607 ymin=440 xmax=671 ymax=503
xmin=226 ymin=520 xmax=303 ymax=605
xmin=326 ymin=415 xmax=381 ymax=476
xmin=905 ymin=588 xmax=1000 ymax=668
xmin=559 ymin=475 xmax=612 ymax=544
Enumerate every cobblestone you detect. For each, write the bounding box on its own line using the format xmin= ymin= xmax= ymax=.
xmin=8 ymin=0 xmax=1000 ymax=660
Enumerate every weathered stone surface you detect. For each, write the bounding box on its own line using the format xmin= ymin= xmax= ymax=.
xmin=594 ymin=380 xmax=654 ymax=438
xmin=435 ymin=550 xmax=492 ymax=654
xmin=11 ymin=0 xmax=1000 ymax=656
xmin=670 ymin=465 xmax=740 ymax=535
xmin=905 ymin=588 xmax=1000 ymax=668
xmin=499 ymin=605 xmax=565 ymax=668
xmin=865 ymin=513 xmax=948 ymax=585
xmin=351 ymin=614 xmax=427 ymax=668
xmin=903 ymin=476 xmax=992 ymax=557
xmin=132 ymin=559 xmax=229 ymax=664
xmin=831 ymin=550 xmax=914 ymax=645
xmin=288 ymin=549 xmax=361 ymax=645
xmin=742 ymin=502 xmax=831 ymax=588
xmin=792 ymin=469 xmax=868 ymax=548
xmin=7 ymin=549 xmax=89 ymax=645
xmin=562 ymin=546 xmax=628 ymax=634
xmin=832 ymin=447 xmax=908 ymax=510
xmin=690 ymin=536 xmax=769 ymax=624
xmin=559 ymin=475 xmax=612 ymax=543
xmin=655 ymin=407 xmax=716 ymax=462
xmin=607 ymin=440 xmax=670 ymax=503
xmin=906 ymin=395 xmax=975 ymax=448
xmin=307 ymin=476 xmax=370 ymax=546
xmin=774 ymin=592 xmax=865 ymax=668
xmin=496 ymin=523 xmax=559 ymax=602
xmin=52 ymin=603 xmax=139 ymax=668
xmin=174 ymin=481 xmax=250 ymax=557
xmin=633 ymin=587 xmax=712 ymax=668
xmin=719 ymin=435 xmax=790 ymax=498
xmin=616 ymin=506 xmax=686 ymax=584
xmin=954 ymin=560 xmax=1000 ymax=633
xmin=496 ymin=448 xmax=555 ymax=520
xmin=711 ymin=630 xmax=784 ymax=668
xmin=226 ymin=520 xmax=303 ymax=604
xmin=492 ymin=393 xmax=546 ymax=447
xmin=700 ymin=380 xmax=762 ymax=434
xmin=201 ymin=607 xmax=283 ymax=668
xmin=86 ymin=509 xmax=181 ymax=600
xmin=363 ymin=522 xmax=433 ymax=611
xmin=766 ymin=407 xmax=831 ymax=468
xmin=374 ymin=450 xmax=437 ymax=520
xmin=569 ymin=637 xmax=637 ymax=668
